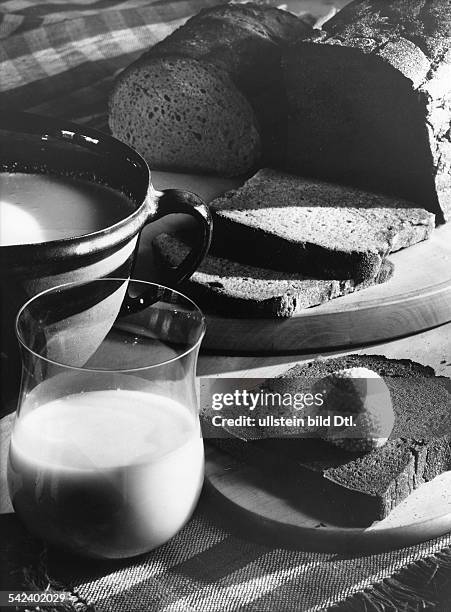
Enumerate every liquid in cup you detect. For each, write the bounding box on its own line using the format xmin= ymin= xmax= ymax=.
xmin=8 ymin=389 xmax=204 ymax=559
xmin=0 ymin=172 xmax=132 ymax=246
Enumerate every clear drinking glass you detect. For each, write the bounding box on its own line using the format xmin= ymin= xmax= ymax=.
xmin=7 ymin=279 xmax=206 ymax=559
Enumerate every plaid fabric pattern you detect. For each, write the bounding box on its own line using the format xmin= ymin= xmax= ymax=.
xmin=1 ymin=1 xmax=450 ymax=610
xmin=0 ymin=0 xmax=221 ymax=130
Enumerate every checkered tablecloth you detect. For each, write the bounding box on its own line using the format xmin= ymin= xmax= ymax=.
xmin=0 ymin=0 xmax=226 ymax=131
xmin=1 ymin=1 xmax=451 ymax=610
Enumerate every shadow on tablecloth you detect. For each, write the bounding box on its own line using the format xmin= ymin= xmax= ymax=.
xmin=1 ymin=495 xmax=451 ymax=612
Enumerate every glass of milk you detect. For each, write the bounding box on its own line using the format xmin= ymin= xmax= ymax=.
xmin=7 ymin=278 xmax=206 ymax=559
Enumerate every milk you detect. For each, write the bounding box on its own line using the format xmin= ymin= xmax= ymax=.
xmin=0 ymin=172 xmax=132 ymax=246
xmin=8 ymin=390 xmax=204 ymax=558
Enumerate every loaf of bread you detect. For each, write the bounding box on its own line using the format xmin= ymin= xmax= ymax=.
xmin=284 ymin=0 xmax=451 ymax=222
xmin=109 ymin=3 xmax=311 ymax=174
xmin=210 ymin=169 xmax=434 ymax=282
xmin=153 ymin=233 xmax=394 ymax=317
xmin=208 ymin=355 xmax=451 ymax=525
xmin=109 ymin=1 xmax=450 ymax=223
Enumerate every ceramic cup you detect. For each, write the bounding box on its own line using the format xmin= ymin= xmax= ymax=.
xmin=0 ymin=112 xmax=212 ymax=409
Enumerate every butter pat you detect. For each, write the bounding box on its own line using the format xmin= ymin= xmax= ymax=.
xmin=313 ymin=367 xmax=395 ymax=452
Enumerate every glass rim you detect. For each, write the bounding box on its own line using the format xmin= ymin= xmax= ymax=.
xmin=15 ymin=278 xmax=206 ymax=373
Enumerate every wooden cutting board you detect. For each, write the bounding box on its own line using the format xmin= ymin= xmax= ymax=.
xmin=205 ymin=444 xmax=451 ymax=554
xmin=150 ymin=172 xmax=451 ymax=353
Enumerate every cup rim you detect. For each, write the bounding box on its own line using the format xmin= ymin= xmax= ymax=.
xmin=0 ymin=112 xmax=152 ymax=266
xmin=15 ymin=278 xmax=206 ymax=373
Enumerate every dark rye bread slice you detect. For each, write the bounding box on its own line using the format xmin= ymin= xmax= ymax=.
xmin=153 ymin=233 xmax=394 ymax=318
xmin=109 ymin=56 xmax=260 ymax=176
xmin=210 ymin=169 xmax=434 ymax=282
xmin=109 ymin=4 xmax=311 ymax=172
xmin=210 ymin=355 xmax=451 ymax=526
xmin=284 ymin=0 xmax=451 ymax=222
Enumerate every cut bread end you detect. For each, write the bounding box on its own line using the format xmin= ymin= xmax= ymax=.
xmin=109 ymin=56 xmax=261 ymax=176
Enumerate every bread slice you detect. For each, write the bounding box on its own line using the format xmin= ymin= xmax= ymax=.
xmin=153 ymin=233 xmax=394 ymax=318
xmin=210 ymin=169 xmax=435 ymax=282
xmin=283 ymin=0 xmax=451 ymax=222
xmin=207 ymin=355 xmax=451 ymax=525
xmin=109 ymin=4 xmax=311 ymax=173
xmin=109 ymin=56 xmax=260 ymax=176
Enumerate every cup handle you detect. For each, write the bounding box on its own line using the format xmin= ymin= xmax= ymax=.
xmin=151 ymin=188 xmax=213 ymax=284
xmin=120 ymin=188 xmax=212 ymax=316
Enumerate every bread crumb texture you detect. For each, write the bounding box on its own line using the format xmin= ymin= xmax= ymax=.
xmin=109 ymin=57 xmax=261 ymax=175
